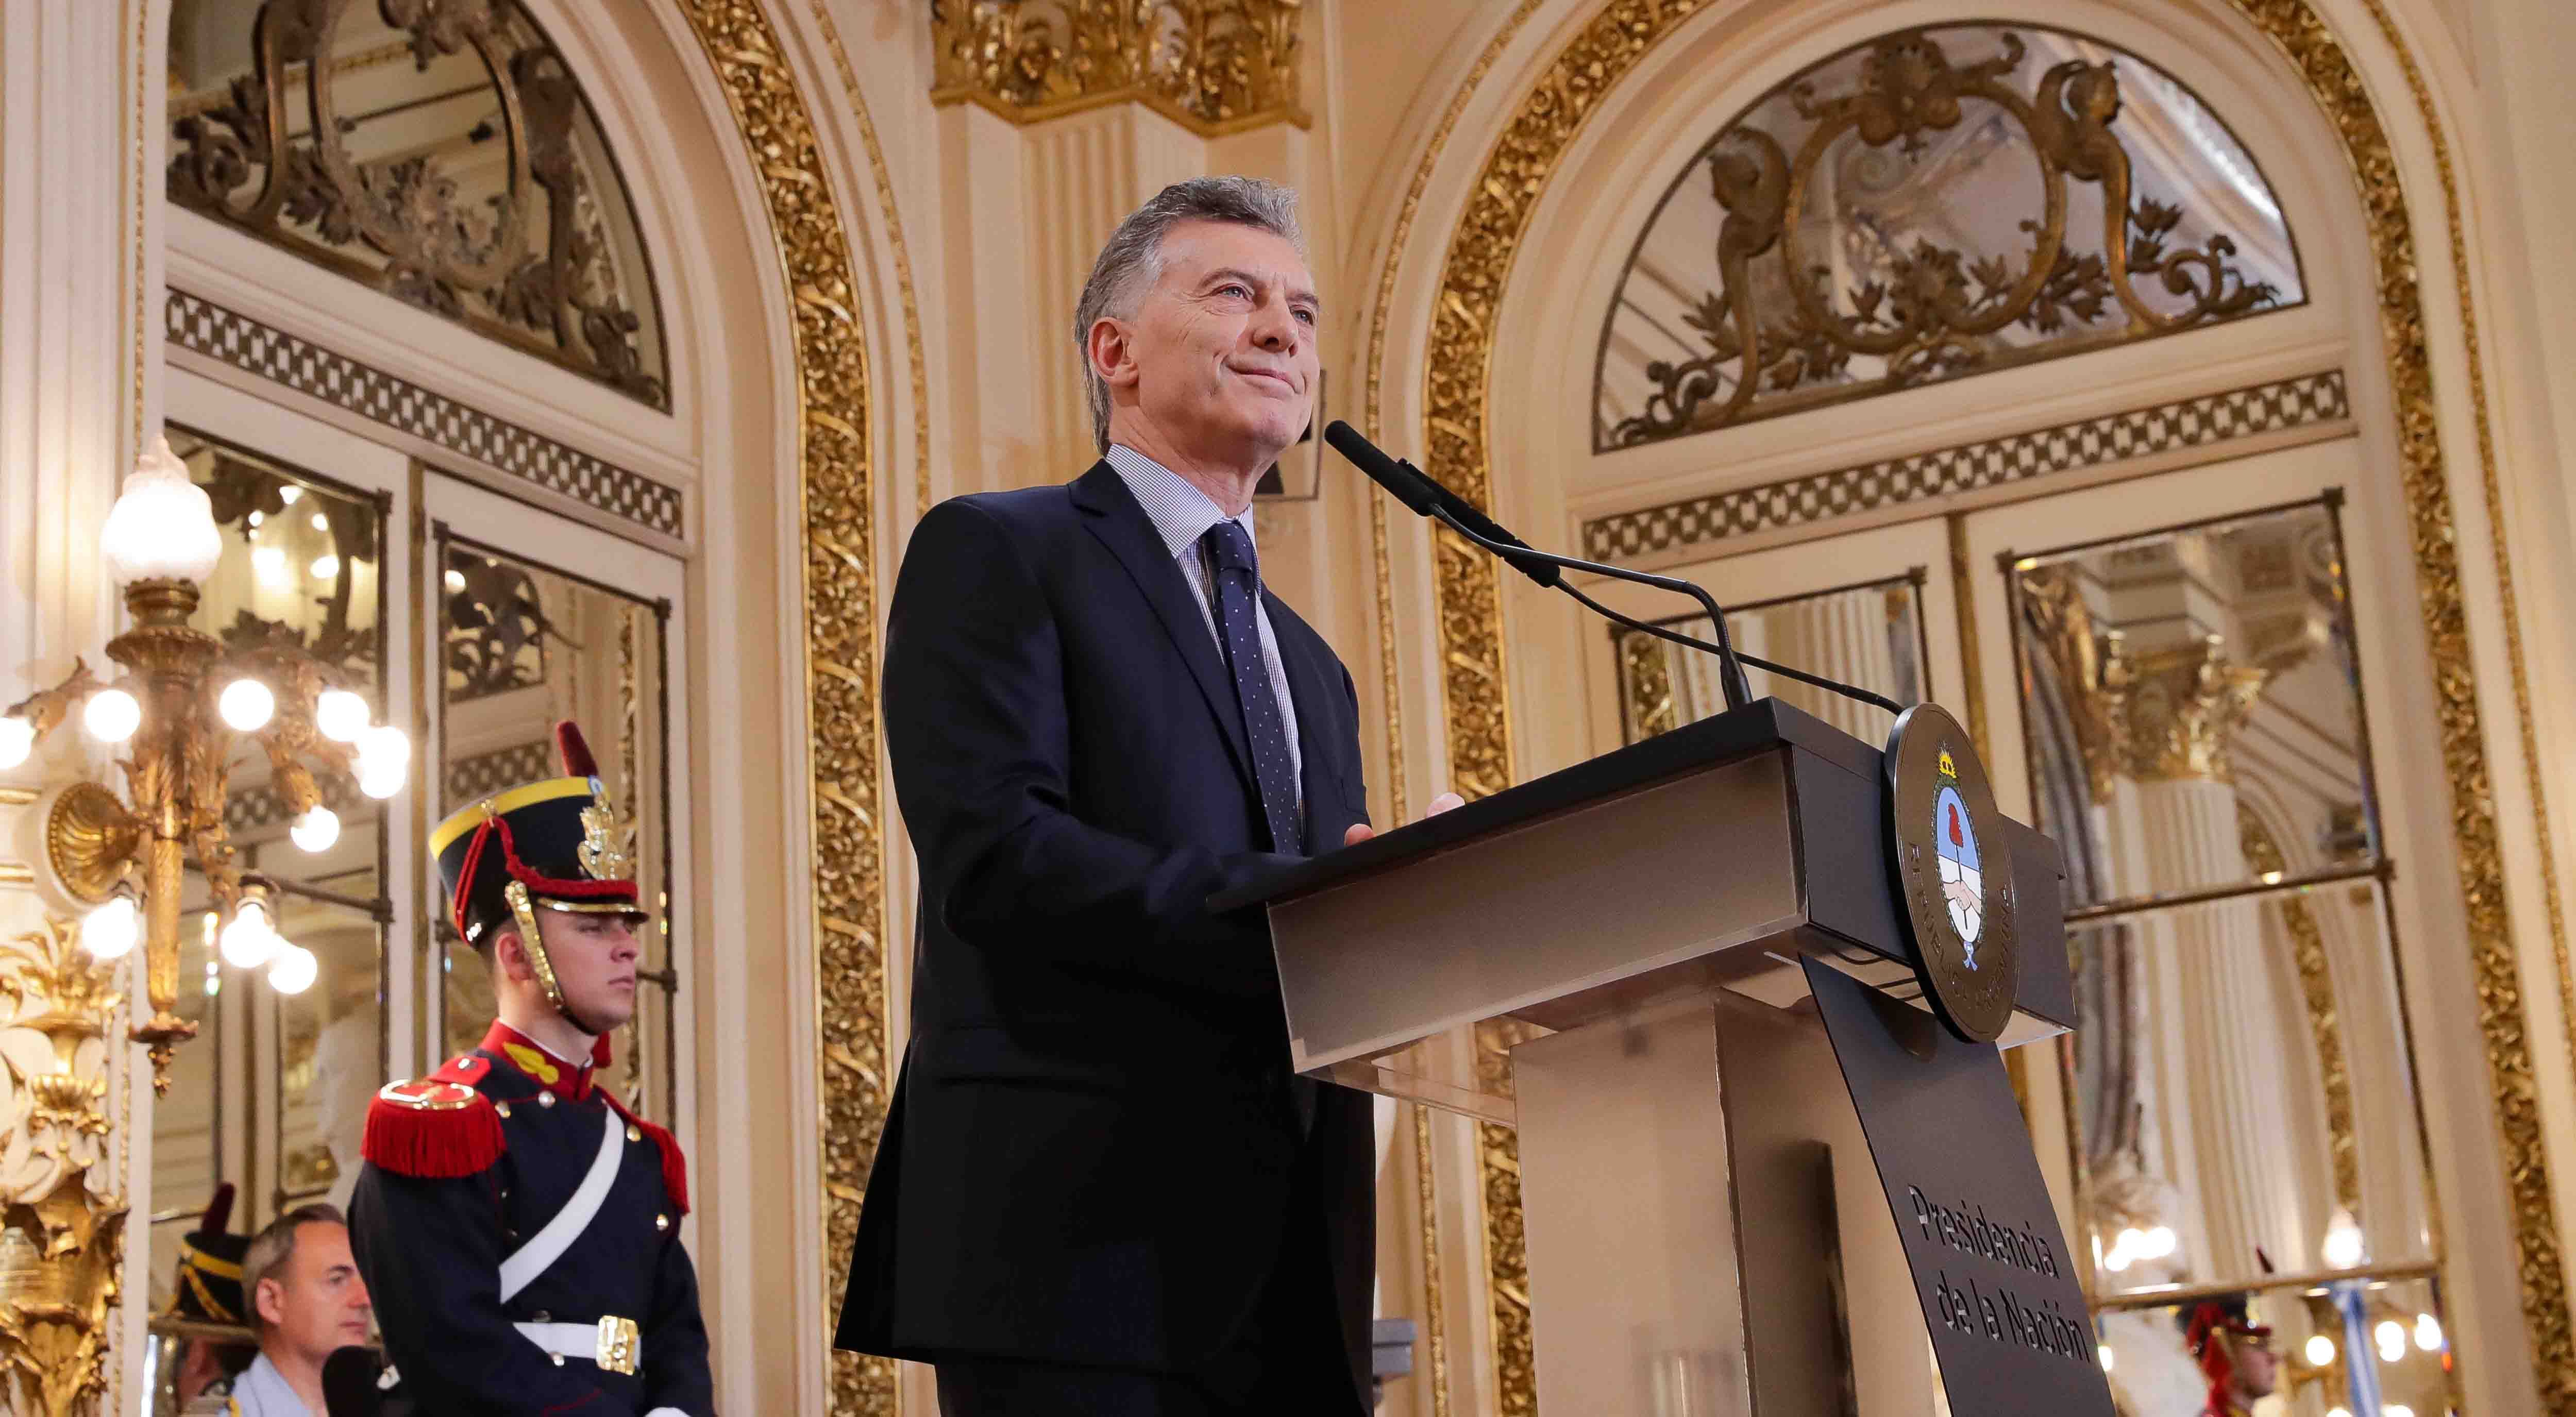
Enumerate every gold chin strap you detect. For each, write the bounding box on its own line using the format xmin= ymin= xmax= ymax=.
xmin=503 ymin=881 xmax=571 ymax=1017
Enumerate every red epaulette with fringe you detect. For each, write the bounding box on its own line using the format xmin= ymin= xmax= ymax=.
xmin=604 ymin=1093 xmax=689 ymax=1216
xmin=362 ymin=1054 xmax=504 ymax=1179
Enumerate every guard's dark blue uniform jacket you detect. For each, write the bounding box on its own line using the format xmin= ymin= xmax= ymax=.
xmin=349 ymin=1022 xmax=713 ymax=1416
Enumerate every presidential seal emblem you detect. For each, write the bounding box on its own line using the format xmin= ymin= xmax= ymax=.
xmin=1884 ymin=703 xmax=2019 ymax=1043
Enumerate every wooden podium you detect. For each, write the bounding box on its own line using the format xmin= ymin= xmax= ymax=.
xmin=1218 ymin=699 xmax=2093 ymax=1416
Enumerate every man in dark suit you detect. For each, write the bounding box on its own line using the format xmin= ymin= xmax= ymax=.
xmin=836 ymin=177 xmax=1450 ymax=1414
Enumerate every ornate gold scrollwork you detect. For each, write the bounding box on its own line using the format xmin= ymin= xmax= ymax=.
xmin=930 ymin=0 xmax=1308 ymax=136
xmin=0 ymin=918 xmax=127 ymax=1417
xmin=165 ymin=0 xmax=667 ymax=407
xmin=666 ymin=1 xmax=889 ymax=1412
xmin=1606 ymin=28 xmax=2284 ymax=450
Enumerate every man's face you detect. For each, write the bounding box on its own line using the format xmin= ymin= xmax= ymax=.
xmin=523 ymin=909 xmax=643 ymax=1033
xmin=256 ymin=1222 xmax=371 ymax=1363
xmin=1102 ymin=219 xmax=1319 ymax=472
xmin=2231 ymin=1336 xmax=2280 ymax=1398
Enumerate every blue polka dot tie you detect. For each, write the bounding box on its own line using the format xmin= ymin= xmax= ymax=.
xmin=1204 ymin=519 xmax=1301 ymax=854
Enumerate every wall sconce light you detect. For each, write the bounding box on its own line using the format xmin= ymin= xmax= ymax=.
xmin=0 ymin=436 xmax=409 ymax=1090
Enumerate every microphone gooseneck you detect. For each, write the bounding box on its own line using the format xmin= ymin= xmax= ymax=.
xmin=1327 ymin=422 xmax=1899 ymax=718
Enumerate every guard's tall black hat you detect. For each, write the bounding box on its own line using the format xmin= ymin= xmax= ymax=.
xmin=160 ymin=1183 xmax=252 ymax=1331
xmin=431 ymin=721 xmax=645 ymax=946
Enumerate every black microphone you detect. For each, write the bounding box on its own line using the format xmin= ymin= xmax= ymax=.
xmin=1327 ymin=423 xmax=1904 ymax=718
xmin=322 ymin=1345 xmax=385 ymax=1415
xmin=1322 ymin=423 xmax=1562 ymax=588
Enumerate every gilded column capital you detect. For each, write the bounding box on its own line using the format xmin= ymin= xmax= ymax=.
xmin=2119 ymin=634 xmax=2266 ymax=785
xmin=931 ymin=1 xmax=1309 ymax=137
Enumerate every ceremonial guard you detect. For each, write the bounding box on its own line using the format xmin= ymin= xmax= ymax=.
xmin=2182 ymin=1294 xmax=2279 ymax=1417
xmin=150 ymin=1186 xmax=257 ymax=1413
xmin=350 ymin=723 xmax=713 ymax=1415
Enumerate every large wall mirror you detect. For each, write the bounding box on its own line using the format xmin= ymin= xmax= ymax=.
xmin=2008 ymin=496 xmax=2445 ymax=1417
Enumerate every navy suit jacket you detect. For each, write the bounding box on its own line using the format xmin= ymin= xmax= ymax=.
xmin=834 ymin=463 xmax=1375 ymax=1406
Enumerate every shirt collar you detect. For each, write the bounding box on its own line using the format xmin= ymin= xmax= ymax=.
xmin=480 ymin=1020 xmax=601 ymax=1103
xmin=234 ymin=1353 xmax=310 ymax=1417
xmin=1105 ymin=444 xmax=1258 ymax=571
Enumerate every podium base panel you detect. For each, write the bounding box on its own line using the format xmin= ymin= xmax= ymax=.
xmin=1513 ymin=993 xmax=1935 ymax=1416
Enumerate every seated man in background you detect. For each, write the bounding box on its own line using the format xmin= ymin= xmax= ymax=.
xmin=230 ymin=1204 xmax=374 ymax=1416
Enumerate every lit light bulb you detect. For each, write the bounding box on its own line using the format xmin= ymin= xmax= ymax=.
xmin=443 ymin=568 xmax=466 ymax=593
xmin=2375 ymin=1320 xmax=2406 ymax=1363
xmin=81 ymin=897 xmax=138 ymax=959
xmin=252 ymin=546 xmax=288 ymax=584
xmin=310 ymin=553 xmax=341 ymax=580
xmin=357 ymin=726 xmax=410 ymax=800
xmin=315 ymin=689 xmax=369 ymax=743
xmin=279 ymin=485 xmax=302 ymax=504
xmin=218 ymin=678 xmax=275 ymax=732
xmin=2322 ymin=1211 xmax=2366 ymax=1270
xmin=2101 ymin=1245 xmax=2132 ymax=1274
xmin=2327 ymin=1408 xmax=2351 ymax=1417
xmin=291 ymin=805 xmax=341 ymax=853
xmin=0 ymin=716 xmax=32 ymax=769
xmin=2414 ymin=1312 xmax=2443 ymax=1352
xmin=310 ymin=511 xmax=328 ymax=531
xmin=100 ymin=436 xmax=223 ymax=584
xmin=219 ymin=899 xmax=280 ymax=969
xmin=247 ymin=510 xmax=264 ymax=529
xmin=2141 ymin=1225 xmax=2177 ymax=1259
xmin=83 ymin=688 xmax=141 ymax=744
xmin=267 ymin=942 xmax=317 ymax=994
xmin=2306 ymin=1334 xmax=2337 ymax=1367
xmin=2386 ymin=1408 xmax=2415 ymax=1417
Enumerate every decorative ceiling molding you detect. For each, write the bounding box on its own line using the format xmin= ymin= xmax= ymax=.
xmin=1581 ymin=369 xmax=2348 ymax=562
xmin=165 ymin=288 xmax=684 ymax=541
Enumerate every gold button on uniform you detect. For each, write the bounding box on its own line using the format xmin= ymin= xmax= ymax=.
xmin=655 ymin=1213 xmax=670 ymax=1232
xmin=627 ymin=1125 xmax=641 ymax=1142
xmin=495 ymin=1102 xmax=512 ymax=1119
xmin=537 ymin=1091 xmax=557 ymax=1109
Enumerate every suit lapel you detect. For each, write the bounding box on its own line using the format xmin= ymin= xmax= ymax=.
xmin=1267 ymin=590 xmax=1344 ymax=857
xmin=1072 ymin=464 xmax=1257 ymax=794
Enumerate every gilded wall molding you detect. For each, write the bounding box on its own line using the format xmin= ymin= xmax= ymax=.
xmin=930 ymin=0 xmax=1308 ymax=137
xmin=1406 ymin=0 xmax=2573 ymax=1406
xmin=665 ymin=4 xmax=891 ymax=1415
xmin=1357 ymin=8 xmax=1547 ymax=1410
xmin=805 ymin=1 xmax=934 ymax=518
xmin=2234 ymin=0 xmax=2574 ymax=1397
xmin=0 ymin=917 xmax=128 ymax=1417
xmin=2239 ymin=809 xmax=2363 ymax=1219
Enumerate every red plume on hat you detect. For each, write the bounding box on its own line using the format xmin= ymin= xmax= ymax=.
xmin=556 ymin=720 xmax=600 ymax=778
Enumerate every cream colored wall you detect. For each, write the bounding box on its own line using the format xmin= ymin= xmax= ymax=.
xmin=15 ymin=0 xmax=2576 ymax=1412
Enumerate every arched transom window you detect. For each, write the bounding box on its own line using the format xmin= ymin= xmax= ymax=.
xmin=167 ymin=0 xmax=670 ymax=409
xmin=1595 ymin=25 xmax=2301 ymax=451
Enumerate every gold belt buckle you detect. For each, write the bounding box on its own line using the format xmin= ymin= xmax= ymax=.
xmin=594 ymin=1314 xmax=641 ymax=1375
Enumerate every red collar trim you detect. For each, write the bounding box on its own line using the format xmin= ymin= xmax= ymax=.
xmin=480 ymin=1021 xmax=608 ymax=1103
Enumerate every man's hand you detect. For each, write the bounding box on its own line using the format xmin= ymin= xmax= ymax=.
xmin=1344 ymin=791 xmax=1465 ymax=847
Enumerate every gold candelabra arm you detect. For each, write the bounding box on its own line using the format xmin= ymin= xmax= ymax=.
xmin=2 ymin=661 xmax=104 ymax=746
